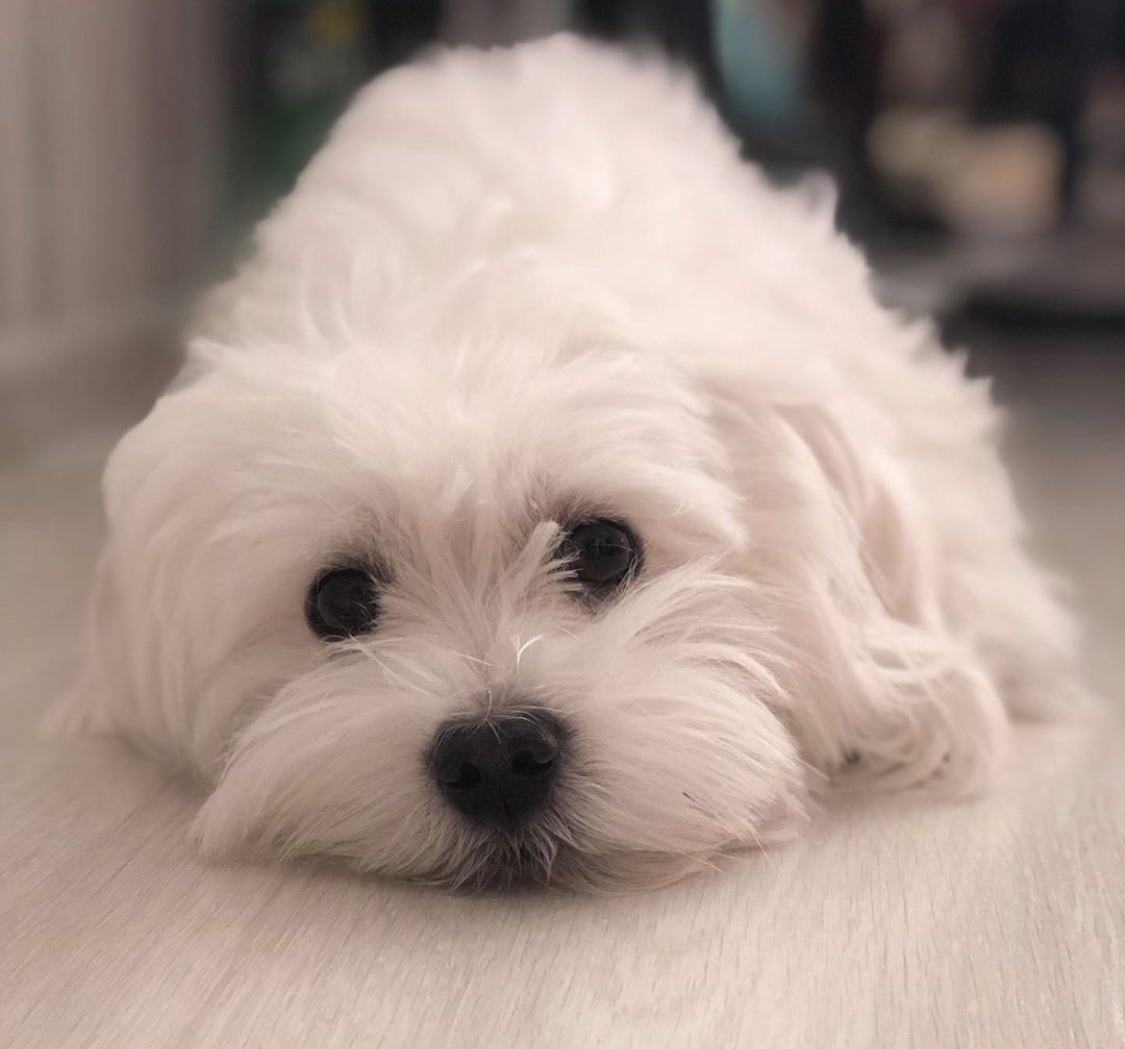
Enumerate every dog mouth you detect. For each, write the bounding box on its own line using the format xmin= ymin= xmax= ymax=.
xmin=432 ymin=818 xmax=574 ymax=891
xmin=451 ymin=841 xmax=559 ymax=891
xmin=420 ymin=825 xmax=727 ymax=893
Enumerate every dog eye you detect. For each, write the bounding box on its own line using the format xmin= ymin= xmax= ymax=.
xmin=560 ymin=518 xmax=642 ymax=592
xmin=305 ymin=567 xmax=380 ymax=641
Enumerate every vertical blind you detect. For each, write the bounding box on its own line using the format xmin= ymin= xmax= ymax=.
xmin=0 ymin=0 xmax=225 ymax=357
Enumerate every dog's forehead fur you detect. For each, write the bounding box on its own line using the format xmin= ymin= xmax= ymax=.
xmin=130 ymin=330 xmax=744 ymax=566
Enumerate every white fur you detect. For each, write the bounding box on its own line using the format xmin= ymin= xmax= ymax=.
xmin=65 ymin=36 xmax=1075 ymax=890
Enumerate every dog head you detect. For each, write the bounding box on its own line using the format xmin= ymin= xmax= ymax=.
xmin=70 ymin=48 xmax=1008 ymax=886
xmin=79 ymin=326 xmax=830 ymax=888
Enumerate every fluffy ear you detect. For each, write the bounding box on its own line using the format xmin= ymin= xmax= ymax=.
xmin=781 ymin=402 xmax=1008 ymax=791
xmin=43 ymin=548 xmax=135 ymax=740
xmin=44 ymin=381 xmax=239 ymax=770
xmin=703 ymin=381 xmax=1008 ymax=794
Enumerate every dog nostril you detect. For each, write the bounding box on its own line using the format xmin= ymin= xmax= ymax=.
xmin=440 ymin=762 xmax=483 ymax=790
xmin=511 ymin=746 xmax=556 ymax=777
xmin=430 ymin=712 xmax=564 ymax=826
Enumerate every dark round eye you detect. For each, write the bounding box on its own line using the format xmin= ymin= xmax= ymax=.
xmin=560 ymin=518 xmax=642 ymax=592
xmin=305 ymin=567 xmax=380 ymax=641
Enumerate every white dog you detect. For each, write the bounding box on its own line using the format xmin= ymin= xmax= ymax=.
xmin=68 ymin=35 xmax=1074 ymax=889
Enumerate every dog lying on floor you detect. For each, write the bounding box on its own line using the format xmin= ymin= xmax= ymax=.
xmin=65 ymin=35 xmax=1075 ymax=889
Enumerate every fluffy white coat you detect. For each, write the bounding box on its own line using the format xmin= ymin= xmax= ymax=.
xmin=67 ymin=36 xmax=1075 ymax=889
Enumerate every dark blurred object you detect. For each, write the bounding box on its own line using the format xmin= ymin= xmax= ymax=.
xmin=1076 ymin=64 xmax=1125 ymax=230
xmin=233 ymin=0 xmax=440 ymax=228
xmin=807 ymin=0 xmax=888 ymax=238
xmin=807 ymin=0 xmax=1125 ymax=322
xmin=816 ymin=0 xmax=1117 ymax=240
xmin=963 ymin=233 xmax=1125 ymax=324
xmin=574 ymin=0 xmax=720 ymax=97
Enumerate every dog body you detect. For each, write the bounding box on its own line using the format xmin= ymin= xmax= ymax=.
xmin=72 ymin=37 xmax=1073 ymax=888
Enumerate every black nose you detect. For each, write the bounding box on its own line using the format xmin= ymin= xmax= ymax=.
xmin=430 ymin=712 xmax=563 ymax=826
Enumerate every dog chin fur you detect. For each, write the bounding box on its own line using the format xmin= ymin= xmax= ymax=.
xmin=62 ymin=35 xmax=1076 ymax=891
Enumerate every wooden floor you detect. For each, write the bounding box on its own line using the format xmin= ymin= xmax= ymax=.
xmin=2 ymin=327 xmax=1123 ymax=1049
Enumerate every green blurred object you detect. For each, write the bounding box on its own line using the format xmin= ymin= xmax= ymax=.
xmin=238 ymin=0 xmax=374 ymax=229
xmin=712 ymin=0 xmax=805 ymax=136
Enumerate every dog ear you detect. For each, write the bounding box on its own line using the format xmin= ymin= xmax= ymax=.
xmin=43 ymin=388 xmax=211 ymax=767
xmin=777 ymin=402 xmax=1008 ymax=791
xmin=700 ymin=376 xmax=1007 ymax=793
xmin=44 ymin=519 xmax=196 ymax=769
xmin=42 ymin=549 xmax=134 ymax=740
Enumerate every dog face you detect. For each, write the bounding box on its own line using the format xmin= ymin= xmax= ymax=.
xmin=88 ymin=336 xmax=811 ymax=888
xmin=64 ymin=34 xmax=1056 ymax=890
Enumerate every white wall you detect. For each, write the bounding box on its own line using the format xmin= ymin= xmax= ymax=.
xmin=0 ymin=0 xmax=227 ymax=367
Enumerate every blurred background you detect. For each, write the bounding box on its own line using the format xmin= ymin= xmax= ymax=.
xmin=1 ymin=1 xmax=1123 ymax=592
xmin=2 ymin=0 xmax=1124 ymax=457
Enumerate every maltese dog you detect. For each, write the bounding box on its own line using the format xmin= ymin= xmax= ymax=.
xmin=66 ymin=36 xmax=1074 ymax=890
